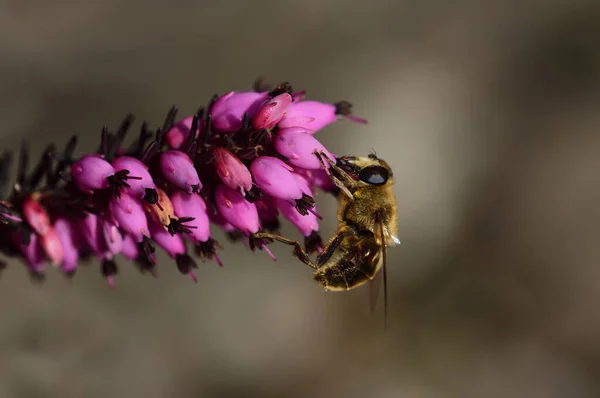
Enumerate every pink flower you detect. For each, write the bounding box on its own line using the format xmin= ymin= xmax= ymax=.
xmin=109 ymin=191 xmax=149 ymax=243
xmin=214 ymin=183 xmax=260 ymax=235
xmin=252 ymin=93 xmax=292 ymax=130
xmin=112 ymin=156 xmax=157 ymax=202
xmin=160 ymin=150 xmax=202 ymax=194
xmin=22 ymin=197 xmax=51 ymax=235
xmin=148 ymin=219 xmax=185 ymax=258
xmin=101 ymin=217 xmax=123 ymax=257
xmin=210 ymin=91 xmax=269 ymax=133
xmin=40 ymin=227 xmax=64 ymax=266
xmin=70 ymin=154 xmax=115 ymax=192
xmin=274 ymin=128 xmax=335 ymax=170
xmin=53 ymin=218 xmax=80 ymax=275
xmin=278 ymin=100 xmax=367 ymax=131
xmin=250 ymin=156 xmax=317 ymax=216
xmin=276 ymin=198 xmax=319 ymax=237
xmin=165 ymin=116 xmax=197 ymax=149
xmin=213 ymin=148 xmax=253 ymax=195
xmin=170 ymin=191 xmax=211 ymax=243
xmin=121 ymin=233 xmax=139 ymax=261
xmin=19 ymin=232 xmax=46 ymax=274
xmin=79 ymin=213 xmax=107 ymax=259
xmin=250 ymin=156 xmax=303 ymax=201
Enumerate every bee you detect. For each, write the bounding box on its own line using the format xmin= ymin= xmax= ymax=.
xmin=253 ymin=151 xmax=400 ymax=326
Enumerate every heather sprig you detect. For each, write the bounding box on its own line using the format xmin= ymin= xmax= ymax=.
xmin=0 ymin=80 xmax=366 ymax=285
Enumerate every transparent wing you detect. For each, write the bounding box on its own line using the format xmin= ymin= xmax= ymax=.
xmin=368 ymin=213 xmax=388 ymax=329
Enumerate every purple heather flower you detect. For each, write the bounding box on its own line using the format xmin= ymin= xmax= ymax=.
xmin=170 ymin=191 xmax=211 ymax=243
xmin=109 ymin=191 xmax=149 ymax=243
xmin=53 ymin=218 xmax=79 ymax=275
xmin=252 ymin=93 xmax=292 ymax=130
xmin=40 ymin=227 xmax=64 ymax=266
xmin=0 ymin=80 xmax=367 ymax=283
xmin=22 ymin=196 xmax=51 ymax=236
xmin=112 ymin=156 xmax=157 ymax=202
xmin=165 ymin=116 xmax=197 ymax=149
xmin=210 ymin=91 xmax=269 ymax=133
xmin=102 ymin=217 xmax=123 ymax=257
xmin=148 ymin=219 xmax=185 ymax=258
xmin=79 ymin=212 xmax=107 ymax=259
xmin=121 ymin=233 xmax=139 ymax=261
xmin=250 ymin=156 xmax=302 ymax=200
xmin=250 ymin=156 xmax=316 ymax=215
xmin=274 ymin=128 xmax=335 ymax=170
xmin=144 ymin=187 xmax=176 ymax=230
xmin=278 ymin=100 xmax=367 ymax=131
xmin=213 ymin=147 xmax=253 ymax=196
xmin=159 ymin=150 xmax=202 ymax=194
xmin=214 ymin=183 xmax=260 ymax=235
xmin=297 ymin=167 xmax=336 ymax=193
xmin=18 ymin=232 xmax=46 ymax=274
xmin=70 ymin=154 xmax=116 ymax=193
xmin=277 ymin=198 xmax=319 ymax=237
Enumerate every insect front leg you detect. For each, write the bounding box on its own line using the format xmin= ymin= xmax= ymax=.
xmin=251 ymin=232 xmax=318 ymax=270
xmin=313 ymin=151 xmax=355 ymax=200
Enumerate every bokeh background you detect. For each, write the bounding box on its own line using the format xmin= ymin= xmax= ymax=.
xmin=1 ymin=0 xmax=599 ymax=397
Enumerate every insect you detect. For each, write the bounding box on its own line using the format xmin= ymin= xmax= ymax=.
xmin=253 ymin=150 xmax=400 ymax=326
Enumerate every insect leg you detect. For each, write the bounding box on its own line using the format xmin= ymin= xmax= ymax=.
xmin=252 ymin=232 xmax=318 ymax=270
xmin=313 ymin=151 xmax=354 ymax=200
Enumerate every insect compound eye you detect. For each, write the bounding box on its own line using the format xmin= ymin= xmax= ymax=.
xmin=358 ymin=165 xmax=389 ymax=185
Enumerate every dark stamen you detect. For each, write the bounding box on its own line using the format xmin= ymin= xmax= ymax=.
xmin=294 ymin=193 xmax=315 ymax=216
xmin=244 ymin=186 xmax=263 ymax=203
xmin=167 ymin=216 xmax=197 ymax=236
xmin=175 ymin=253 xmax=198 ymax=281
xmin=305 ymin=231 xmax=324 ymax=254
xmin=143 ymin=188 xmax=159 ymax=204
xmin=195 ymin=238 xmax=222 ymax=263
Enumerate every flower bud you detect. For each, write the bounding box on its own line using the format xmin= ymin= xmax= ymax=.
xmin=19 ymin=232 xmax=46 ymax=274
xmin=274 ymin=128 xmax=335 ymax=170
xmin=80 ymin=213 xmax=106 ymax=259
xmin=149 ymin=219 xmax=186 ymax=258
xmin=165 ymin=116 xmax=198 ymax=149
xmin=40 ymin=227 xmax=64 ymax=266
xmin=210 ymin=91 xmax=269 ymax=133
xmin=278 ymin=100 xmax=366 ymax=131
xmin=109 ymin=191 xmax=149 ymax=243
xmin=277 ymin=198 xmax=319 ymax=237
xmin=160 ymin=150 xmax=202 ymax=194
xmin=53 ymin=218 xmax=79 ymax=275
xmin=144 ymin=187 xmax=176 ymax=229
xmin=170 ymin=191 xmax=211 ymax=243
xmin=22 ymin=196 xmax=51 ymax=235
xmin=121 ymin=233 xmax=139 ymax=261
xmin=102 ymin=217 xmax=123 ymax=257
xmin=213 ymin=148 xmax=253 ymax=195
xmin=250 ymin=156 xmax=304 ymax=201
xmin=70 ymin=154 xmax=116 ymax=192
xmin=214 ymin=183 xmax=260 ymax=235
xmin=252 ymin=93 xmax=292 ymax=130
xmin=112 ymin=156 xmax=157 ymax=200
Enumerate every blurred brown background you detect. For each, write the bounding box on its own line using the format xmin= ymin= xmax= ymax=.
xmin=1 ymin=0 xmax=600 ymax=397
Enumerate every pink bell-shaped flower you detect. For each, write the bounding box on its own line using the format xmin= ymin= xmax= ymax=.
xmin=213 ymin=148 xmax=253 ymax=196
xmin=274 ymin=128 xmax=335 ymax=170
xmin=160 ymin=150 xmax=202 ymax=194
xmin=252 ymin=93 xmax=292 ymax=130
xmin=210 ymin=91 xmax=269 ymax=133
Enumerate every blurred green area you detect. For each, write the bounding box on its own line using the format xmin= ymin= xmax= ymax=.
xmin=0 ymin=1 xmax=599 ymax=397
